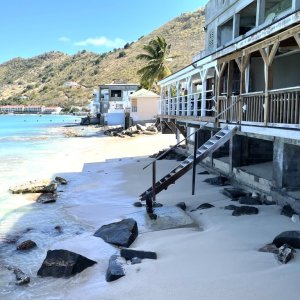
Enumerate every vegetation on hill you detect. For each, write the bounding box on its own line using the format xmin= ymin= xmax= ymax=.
xmin=0 ymin=9 xmax=205 ymax=109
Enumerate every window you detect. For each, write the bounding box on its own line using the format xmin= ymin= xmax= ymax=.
xmin=239 ymin=2 xmax=257 ymax=36
xmin=264 ymin=0 xmax=292 ymax=22
xmin=131 ymin=99 xmax=137 ymax=112
xmin=217 ymin=18 xmax=233 ymax=48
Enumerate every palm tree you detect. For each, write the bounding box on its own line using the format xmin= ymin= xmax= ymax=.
xmin=136 ymin=36 xmax=172 ymax=89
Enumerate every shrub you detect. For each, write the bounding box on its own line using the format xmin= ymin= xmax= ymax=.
xmin=118 ymin=51 xmax=126 ymax=58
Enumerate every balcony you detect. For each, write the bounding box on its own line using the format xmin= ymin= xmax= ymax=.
xmin=218 ymin=86 xmax=300 ymax=128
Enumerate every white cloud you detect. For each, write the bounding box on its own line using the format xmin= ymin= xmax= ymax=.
xmin=74 ymin=36 xmax=125 ymax=48
xmin=59 ymin=37 xmax=71 ymax=43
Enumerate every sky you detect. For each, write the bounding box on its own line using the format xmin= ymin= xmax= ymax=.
xmin=0 ymin=0 xmax=208 ymax=63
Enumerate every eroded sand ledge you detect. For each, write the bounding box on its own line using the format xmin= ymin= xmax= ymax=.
xmin=29 ymin=133 xmax=300 ymax=300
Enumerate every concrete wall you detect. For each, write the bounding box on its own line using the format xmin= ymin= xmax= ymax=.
xmin=130 ymin=96 xmax=160 ymax=122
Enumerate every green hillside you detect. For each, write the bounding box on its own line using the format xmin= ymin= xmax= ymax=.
xmin=0 ymin=9 xmax=205 ymax=109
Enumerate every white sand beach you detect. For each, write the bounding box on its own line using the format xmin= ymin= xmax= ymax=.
xmin=3 ymin=132 xmax=300 ymax=300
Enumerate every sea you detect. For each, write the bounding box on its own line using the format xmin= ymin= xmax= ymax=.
xmin=0 ymin=114 xmax=92 ymax=299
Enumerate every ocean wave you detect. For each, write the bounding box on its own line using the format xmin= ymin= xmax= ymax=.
xmin=0 ymin=136 xmax=49 ymax=142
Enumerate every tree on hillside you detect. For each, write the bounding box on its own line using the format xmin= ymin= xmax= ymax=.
xmin=136 ymin=36 xmax=172 ymax=89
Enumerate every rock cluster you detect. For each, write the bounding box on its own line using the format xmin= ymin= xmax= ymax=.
xmin=149 ymin=146 xmax=187 ymax=161
xmin=104 ymin=124 xmax=158 ymax=138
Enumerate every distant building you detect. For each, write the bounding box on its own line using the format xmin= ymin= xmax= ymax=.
xmin=0 ymin=105 xmax=62 ymax=114
xmin=63 ymin=81 xmax=79 ymax=87
xmin=99 ymin=83 xmax=139 ymax=125
xmin=129 ymin=89 xmax=160 ymax=123
xmin=88 ymin=89 xmax=100 ymax=115
xmin=42 ymin=106 xmax=62 ymax=114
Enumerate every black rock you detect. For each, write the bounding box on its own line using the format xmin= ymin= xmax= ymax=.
xmin=239 ymin=196 xmax=262 ymax=205
xmin=120 ymin=249 xmax=157 ymax=260
xmin=273 ymin=231 xmax=300 ymax=249
xmin=106 ymin=255 xmax=125 ymax=282
xmin=197 ymin=203 xmax=215 ymax=210
xmin=131 ymin=257 xmax=142 ymax=265
xmin=277 ymin=244 xmax=294 ymax=264
xmin=281 ymin=205 xmax=296 ymax=218
xmin=148 ymin=213 xmax=157 ymax=220
xmin=133 ymin=201 xmax=143 ymax=207
xmin=36 ymin=193 xmax=57 ymax=204
xmin=224 ymin=205 xmax=239 ymax=210
xmin=198 ymin=171 xmax=209 ymax=175
xmin=14 ymin=268 xmax=30 ymax=285
xmin=203 ymin=176 xmax=230 ymax=186
xmin=232 ymin=206 xmax=259 ymax=216
xmin=222 ymin=188 xmax=248 ymax=200
xmin=54 ymin=176 xmax=68 ymax=185
xmin=258 ymin=243 xmax=279 ymax=254
xmin=5 ymin=266 xmax=30 ymax=285
xmin=153 ymin=202 xmax=163 ymax=208
xmin=93 ymin=218 xmax=138 ymax=247
xmin=176 ymin=202 xmax=186 ymax=211
xmin=37 ymin=249 xmax=97 ymax=278
xmin=17 ymin=240 xmax=37 ymax=250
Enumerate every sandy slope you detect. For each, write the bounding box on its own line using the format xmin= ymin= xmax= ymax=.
xmin=26 ymin=133 xmax=300 ymax=300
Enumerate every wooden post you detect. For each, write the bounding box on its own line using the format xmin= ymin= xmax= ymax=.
xmin=152 ymin=161 xmax=156 ymax=203
xmin=192 ymin=130 xmax=198 ymax=195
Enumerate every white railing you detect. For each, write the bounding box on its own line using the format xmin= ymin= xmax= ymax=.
xmin=159 ymin=91 xmax=216 ymax=118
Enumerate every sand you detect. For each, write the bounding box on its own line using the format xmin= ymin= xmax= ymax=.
xmin=7 ymin=132 xmax=300 ymax=299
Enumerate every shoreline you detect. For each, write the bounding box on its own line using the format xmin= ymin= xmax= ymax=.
xmin=1 ymin=132 xmax=300 ymax=300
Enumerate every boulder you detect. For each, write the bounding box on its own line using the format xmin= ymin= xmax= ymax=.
xmin=54 ymin=176 xmax=68 ymax=185
xmin=239 ymin=196 xmax=262 ymax=205
xmin=106 ymin=255 xmax=125 ymax=282
xmin=153 ymin=202 xmax=163 ymax=208
xmin=14 ymin=268 xmax=30 ymax=285
xmin=222 ymin=188 xmax=248 ymax=200
xmin=133 ymin=201 xmax=143 ymax=207
xmin=120 ymin=249 xmax=157 ymax=260
xmin=36 ymin=193 xmax=57 ymax=204
xmin=203 ymin=176 xmax=230 ymax=186
xmin=198 ymin=170 xmax=209 ymax=175
xmin=9 ymin=180 xmax=57 ymax=194
xmin=277 ymin=244 xmax=294 ymax=264
xmin=5 ymin=266 xmax=30 ymax=285
xmin=191 ymin=203 xmax=214 ymax=212
xmin=272 ymin=231 xmax=300 ymax=249
xmin=281 ymin=205 xmax=296 ymax=218
xmin=258 ymin=243 xmax=279 ymax=254
xmin=131 ymin=257 xmax=142 ymax=265
xmin=136 ymin=124 xmax=146 ymax=131
xmin=232 ymin=206 xmax=259 ymax=216
xmin=93 ymin=218 xmax=138 ymax=247
xmin=37 ymin=249 xmax=97 ymax=278
xmin=224 ymin=204 xmax=239 ymax=210
xmin=176 ymin=202 xmax=187 ymax=211
xmin=17 ymin=240 xmax=37 ymax=251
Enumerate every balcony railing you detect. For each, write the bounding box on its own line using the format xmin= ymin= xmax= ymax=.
xmin=160 ymin=87 xmax=300 ymax=128
xmin=159 ymin=91 xmax=216 ymax=118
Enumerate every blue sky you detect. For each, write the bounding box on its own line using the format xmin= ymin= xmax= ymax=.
xmin=0 ymin=0 xmax=208 ymax=63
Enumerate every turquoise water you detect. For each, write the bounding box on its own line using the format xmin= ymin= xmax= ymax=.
xmin=0 ymin=114 xmax=89 ymax=298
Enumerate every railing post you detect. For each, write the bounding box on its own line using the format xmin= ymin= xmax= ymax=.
xmin=152 ymin=161 xmax=156 ymax=203
xmin=192 ymin=130 xmax=198 ymax=195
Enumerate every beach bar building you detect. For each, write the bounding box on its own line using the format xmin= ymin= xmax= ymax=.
xmin=99 ymin=83 xmax=139 ymax=126
xmin=141 ymin=0 xmax=300 ymax=213
xmin=129 ymin=89 xmax=160 ymax=123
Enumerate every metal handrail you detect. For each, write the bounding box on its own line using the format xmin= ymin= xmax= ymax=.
xmin=143 ymin=95 xmax=241 ymax=170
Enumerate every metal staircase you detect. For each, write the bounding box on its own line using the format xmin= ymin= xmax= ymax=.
xmin=139 ymin=125 xmax=238 ymax=201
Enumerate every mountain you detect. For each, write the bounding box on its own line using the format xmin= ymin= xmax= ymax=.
xmin=0 ymin=9 xmax=205 ymax=109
